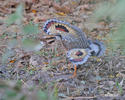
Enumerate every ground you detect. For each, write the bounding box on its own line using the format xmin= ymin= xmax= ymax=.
xmin=0 ymin=0 xmax=125 ymax=100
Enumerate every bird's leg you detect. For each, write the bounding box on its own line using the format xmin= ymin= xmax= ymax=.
xmin=70 ymin=64 xmax=77 ymax=78
xmin=73 ymin=64 xmax=77 ymax=77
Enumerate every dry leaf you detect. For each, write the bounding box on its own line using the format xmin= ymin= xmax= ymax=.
xmin=31 ymin=9 xmax=37 ymax=13
xmin=9 ymin=59 xmax=16 ymax=64
xmin=56 ymin=12 xmax=66 ymax=16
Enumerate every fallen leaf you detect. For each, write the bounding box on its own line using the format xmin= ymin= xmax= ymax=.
xmin=71 ymin=1 xmax=77 ymax=5
xmin=43 ymin=62 xmax=49 ymax=65
xmin=9 ymin=59 xmax=16 ymax=64
xmin=56 ymin=12 xmax=66 ymax=16
xmin=31 ymin=9 xmax=37 ymax=13
xmin=0 ymin=6 xmax=10 ymax=14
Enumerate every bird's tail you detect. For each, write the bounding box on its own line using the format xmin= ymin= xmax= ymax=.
xmin=88 ymin=40 xmax=105 ymax=57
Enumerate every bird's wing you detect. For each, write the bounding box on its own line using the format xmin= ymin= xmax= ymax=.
xmin=66 ymin=48 xmax=92 ymax=65
xmin=43 ymin=19 xmax=89 ymax=49
xmin=43 ymin=19 xmax=106 ymax=57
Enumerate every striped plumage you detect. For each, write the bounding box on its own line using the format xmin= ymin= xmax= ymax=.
xmin=67 ymin=48 xmax=92 ymax=65
xmin=43 ymin=19 xmax=89 ymax=50
xmin=43 ymin=18 xmax=105 ymax=67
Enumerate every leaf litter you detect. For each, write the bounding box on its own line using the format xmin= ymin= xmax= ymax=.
xmin=0 ymin=0 xmax=125 ymax=100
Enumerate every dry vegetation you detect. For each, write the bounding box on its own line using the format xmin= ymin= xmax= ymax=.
xmin=0 ymin=0 xmax=125 ymax=100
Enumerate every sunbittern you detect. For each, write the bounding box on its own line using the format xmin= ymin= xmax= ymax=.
xmin=42 ymin=19 xmax=105 ymax=77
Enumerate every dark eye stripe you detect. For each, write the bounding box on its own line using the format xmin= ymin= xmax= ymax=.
xmin=48 ymin=40 xmax=55 ymax=44
xmin=45 ymin=36 xmax=56 ymax=40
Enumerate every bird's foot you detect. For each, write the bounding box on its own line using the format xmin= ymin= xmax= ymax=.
xmin=69 ymin=65 xmax=77 ymax=78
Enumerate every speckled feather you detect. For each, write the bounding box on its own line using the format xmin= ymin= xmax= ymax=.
xmin=43 ymin=18 xmax=89 ymax=50
xmin=43 ymin=19 xmax=105 ymax=65
xmin=88 ymin=39 xmax=105 ymax=57
xmin=67 ymin=48 xmax=92 ymax=65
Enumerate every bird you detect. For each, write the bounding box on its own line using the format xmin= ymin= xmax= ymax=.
xmin=42 ymin=18 xmax=105 ymax=77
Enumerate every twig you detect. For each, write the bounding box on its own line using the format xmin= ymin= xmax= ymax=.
xmin=63 ymin=96 xmax=96 ymax=100
xmin=119 ymin=56 xmax=125 ymax=58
